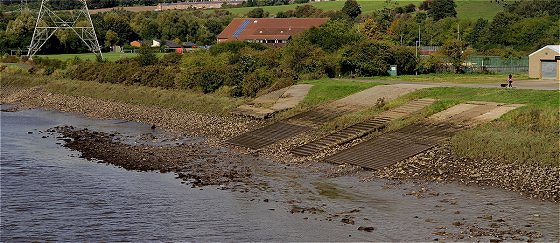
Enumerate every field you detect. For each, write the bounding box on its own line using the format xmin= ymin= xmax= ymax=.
xmin=217 ymin=0 xmax=504 ymax=20
xmin=36 ymin=52 xmax=165 ymax=62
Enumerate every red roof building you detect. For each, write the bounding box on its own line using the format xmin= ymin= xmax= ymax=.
xmin=217 ymin=18 xmax=329 ymax=45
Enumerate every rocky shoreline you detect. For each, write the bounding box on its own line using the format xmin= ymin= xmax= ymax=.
xmin=1 ymin=85 xmax=559 ymax=202
xmin=50 ymin=125 xmax=256 ymax=188
xmin=372 ymin=145 xmax=560 ymax=202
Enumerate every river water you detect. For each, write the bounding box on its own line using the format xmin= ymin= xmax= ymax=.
xmin=1 ymin=108 xmax=558 ymax=241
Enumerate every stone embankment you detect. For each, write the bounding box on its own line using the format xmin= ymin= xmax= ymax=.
xmin=372 ymin=145 xmax=560 ymax=202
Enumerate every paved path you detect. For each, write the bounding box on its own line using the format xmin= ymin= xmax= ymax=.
xmin=338 ymin=79 xmax=559 ymax=91
xmin=328 ymin=83 xmax=433 ymax=109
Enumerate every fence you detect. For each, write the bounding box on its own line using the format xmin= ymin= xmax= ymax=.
xmin=466 ymin=56 xmax=529 ymax=73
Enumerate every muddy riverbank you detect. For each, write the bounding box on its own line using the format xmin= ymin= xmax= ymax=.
xmin=1 ymin=85 xmax=559 ymax=202
xmin=50 ymin=125 xmax=256 ymax=188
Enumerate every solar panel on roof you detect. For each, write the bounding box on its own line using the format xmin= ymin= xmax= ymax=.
xmin=233 ymin=20 xmax=251 ymax=38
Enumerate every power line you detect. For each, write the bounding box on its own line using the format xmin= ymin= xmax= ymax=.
xmin=27 ymin=0 xmax=103 ymax=59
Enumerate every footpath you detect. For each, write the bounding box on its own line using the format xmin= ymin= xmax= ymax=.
xmin=339 ymin=79 xmax=560 ymax=91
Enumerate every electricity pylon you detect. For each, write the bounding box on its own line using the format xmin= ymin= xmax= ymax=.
xmin=27 ymin=0 xmax=102 ymax=59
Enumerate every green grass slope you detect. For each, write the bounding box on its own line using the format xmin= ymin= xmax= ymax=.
xmin=219 ymin=0 xmax=503 ymax=20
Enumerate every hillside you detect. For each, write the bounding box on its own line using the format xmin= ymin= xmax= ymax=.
xmin=217 ymin=0 xmax=504 ymax=20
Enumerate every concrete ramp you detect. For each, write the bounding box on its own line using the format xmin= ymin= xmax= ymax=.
xmin=233 ymin=84 xmax=313 ymax=119
xmin=226 ymin=84 xmax=428 ymax=149
xmin=330 ymin=84 xmax=433 ymax=109
xmin=324 ymin=102 xmax=524 ymax=170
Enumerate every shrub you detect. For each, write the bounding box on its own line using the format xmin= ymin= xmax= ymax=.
xmin=340 ymin=40 xmax=392 ymax=76
xmin=159 ymin=52 xmax=182 ymax=65
xmin=242 ymin=68 xmax=273 ymax=97
xmin=389 ymin=46 xmax=417 ymax=75
xmin=136 ymin=46 xmax=158 ymax=66
xmin=209 ymin=41 xmax=267 ymax=56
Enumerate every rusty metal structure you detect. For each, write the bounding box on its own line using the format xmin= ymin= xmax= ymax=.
xmin=291 ymin=99 xmax=436 ymax=157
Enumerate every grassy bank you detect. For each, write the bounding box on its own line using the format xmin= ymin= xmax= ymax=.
xmin=302 ymin=82 xmax=558 ymax=167
xmin=300 ymin=79 xmax=380 ymax=107
xmin=359 ymin=73 xmax=532 ymax=84
xmin=387 ymin=87 xmax=559 ymax=166
xmin=1 ymin=74 xmax=246 ymax=114
xmin=1 ymin=74 xmax=379 ymax=115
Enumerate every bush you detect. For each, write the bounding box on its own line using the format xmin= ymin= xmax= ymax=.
xmin=136 ymin=47 xmax=158 ymax=66
xmin=159 ymin=52 xmax=183 ymax=65
xmin=417 ymin=55 xmax=445 ymax=74
xmin=32 ymin=56 xmax=66 ymax=70
xmin=0 ymin=55 xmax=19 ymax=63
xmin=389 ymin=46 xmax=417 ymax=75
xmin=176 ymin=51 xmax=230 ymax=93
xmin=242 ymin=68 xmax=273 ymax=97
xmin=209 ymin=41 xmax=267 ymax=56
xmin=282 ymin=38 xmax=337 ymax=78
xmin=340 ymin=40 xmax=392 ymax=77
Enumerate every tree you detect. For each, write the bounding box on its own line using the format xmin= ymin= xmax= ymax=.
xmin=102 ymin=11 xmax=137 ymax=45
xmin=418 ymin=0 xmax=432 ymax=10
xmin=387 ymin=16 xmax=417 ymax=45
xmin=359 ymin=18 xmax=383 ymax=41
xmin=404 ymin=3 xmax=416 ymax=13
xmin=483 ymin=12 xmax=520 ymax=47
xmin=389 ymin=46 xmax=417 ymax=74
xmin=428 ymin=0 xmax=456 ymax=21
xmin=293 ymin=5 xmax=321 ymax=18
xmin=468 ymin=18 xmax=488 ymax=49
xmin=4 ymin=9 xmax=35 ymax=49
xmin=305 ymin=19 xmax=361 ymax=53
xmin=104 ymin=30 xmax=118 ymax=47
xmin=247 ymin=8 xmax=268 ymax=18
xmin=440 ymin=39 xmax=466 ymax=73
xmin=342 ymin=0 xmax=361 ymax=19
xmin=340 ymin=40 xmax=392 ymax=77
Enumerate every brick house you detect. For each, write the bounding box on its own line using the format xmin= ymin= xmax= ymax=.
xmin=217 ymin=18 xmax=329 ymax=46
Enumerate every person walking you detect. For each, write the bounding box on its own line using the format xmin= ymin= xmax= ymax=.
xmin=507 ymin=74 xmax=513 ymax=88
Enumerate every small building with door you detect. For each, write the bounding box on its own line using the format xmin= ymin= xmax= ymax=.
xmin=528 ymin=45 xmax=559 ymax=81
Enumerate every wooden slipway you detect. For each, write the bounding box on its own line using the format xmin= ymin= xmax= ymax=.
xmin=291 ymin=99 xmax=436 ymax=157
xmin=323 ymin=102 xmax=524 ymax=170
xmin=225 ymin=84 xmax=428 ymax=149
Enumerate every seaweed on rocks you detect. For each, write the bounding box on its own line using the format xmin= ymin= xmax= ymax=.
xmin=52 ymin=125 xmax=254 ymax=188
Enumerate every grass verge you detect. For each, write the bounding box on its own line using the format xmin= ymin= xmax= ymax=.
xmin=299 ymin=78 xmax=381 ymax=107
xmin=376 ymin=86 xmax=559 ymax=166
xmin=1 ymin=73 xmax=247 ymax=114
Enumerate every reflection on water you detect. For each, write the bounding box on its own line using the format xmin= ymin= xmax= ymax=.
xmin=0 ymin=109 xmax=365 ymax=241
xmin=1 ymin=109 xmax=558 ymax=241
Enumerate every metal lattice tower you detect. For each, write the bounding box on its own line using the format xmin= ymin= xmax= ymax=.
xmin=27 ymin=0 xmax=102 ymax=59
